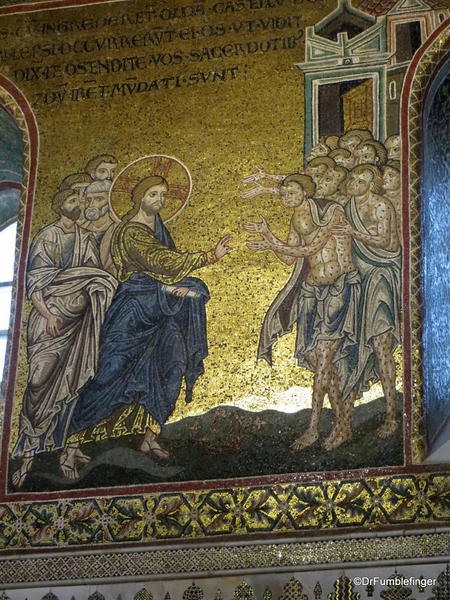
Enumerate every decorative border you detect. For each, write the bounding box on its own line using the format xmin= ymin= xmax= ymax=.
xmin=0 ymin=0 xmax=125 ymax=16
xmin=0 ymin=3 xmax=448 ymax=558
xmin=0 ymin=77 xmax=37 ymax=430
xmin=1 ymin=473 xmax=450 ymax=552
xmin=0 ymin=530 xmax=449 ymax=586
xmin=402 ymin=25 xmax=450 ymax=463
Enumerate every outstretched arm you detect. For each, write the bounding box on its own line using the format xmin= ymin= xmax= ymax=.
xmin=240 ymin=183 xmax=280 ymax=199
xmin=244 ymin=217 xmax=301 ymax=265
xmin=273 ymin=219 xmax=300 ymax=265
xmin=242 ymin=165 xmax=286 ymax=185
xmin=164 ymin=235 xmax=232 ymax=298
xmin=210 ymin=234 xmax=233 ymax=262
xmin=120 ymin=225 xmax=232 ymax=285
xmin=243 ymin=217 xmax=281 ymax=246
xmin=249 ymin=229 xmax=330 ymax=257
xmin=246 ymin=209 xmax=344 ymax=258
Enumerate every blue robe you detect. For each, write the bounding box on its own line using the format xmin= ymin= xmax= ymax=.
xmin=68 ymin=216 xmax=209 ymax=436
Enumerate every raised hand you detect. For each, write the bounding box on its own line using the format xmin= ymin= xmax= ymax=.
xmin=242 ymin=165 xmax=266 ymax=184
xmin=214 ymin=234 xmax=233 ymax=261
xmin=243 ymin=217 xmax=269 ymax=237
xmin=247 ymin=239 xmax=271 ymax=251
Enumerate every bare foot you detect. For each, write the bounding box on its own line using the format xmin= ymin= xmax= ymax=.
xmin=140 ymin=437 xmax=170 ymax=460
xmin=323 ymin=425 xmax=352 ymax=450
xmin=60 ymin=447 xmax=91 ymax=480
xmin=12 ymin=457 xmax=34 ymax=489
xmin=377 ymin=418 xmax=399 ymax=438
xmin=291 ymin=428 xmax=319 ymax=451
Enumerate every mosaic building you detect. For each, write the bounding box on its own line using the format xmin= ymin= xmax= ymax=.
xmin=0 ymin=0 xmax=448 ymax=596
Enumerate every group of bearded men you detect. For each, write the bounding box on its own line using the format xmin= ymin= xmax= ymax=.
xmin=11 ymin=129 xmax=403 ymax=488
xmin=12 ymin=153 xmax=233 ymax=488
xmin=243 ymin=129 xmax=402 ymax=451
xmin=12 ymin=155 xmax=120 ymax=487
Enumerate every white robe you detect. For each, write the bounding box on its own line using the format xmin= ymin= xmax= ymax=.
xmin=12 ymin=222 xmax=117 ymax=458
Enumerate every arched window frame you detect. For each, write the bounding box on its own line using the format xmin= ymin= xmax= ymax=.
xmin=0 ymin=77 xmax=38 ymax=435
xmin=0 ymin=221 xmax=19 ymax=376
xmin=401 ymin=19 xmax=450 ymax=464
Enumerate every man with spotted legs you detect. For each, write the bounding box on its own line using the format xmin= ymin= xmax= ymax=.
xmin=245 ymin=174 xmax=360 ymax=450
xmin=338 ymin=164 xmax=401 ymax=437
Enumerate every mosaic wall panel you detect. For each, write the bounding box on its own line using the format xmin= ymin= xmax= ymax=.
xmin=0 ymin=474 xmax=449 ymax=551
xmin=0 ymin=0 xmax=448 ymax=559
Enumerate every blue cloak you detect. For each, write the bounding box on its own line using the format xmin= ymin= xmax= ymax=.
xmin=68 ymin=215 xmax=209 ymax=436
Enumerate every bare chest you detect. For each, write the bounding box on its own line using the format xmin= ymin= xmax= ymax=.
xmin=357 ymin=203 xmax=379 ymax=233
xmin=292 ymin=211 xmax=317 ymax=241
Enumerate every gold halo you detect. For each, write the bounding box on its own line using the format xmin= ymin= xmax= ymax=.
xmin=109 ymin=155 xmax=192 ymax=223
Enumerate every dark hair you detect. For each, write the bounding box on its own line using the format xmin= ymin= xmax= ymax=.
xmin=84 ymin=154 xmax=117 ymax=177
xmin=329 ymin=148 xmax=351 ymax=160
xmin=384 ymin=159 xmax=400 ymax=172
xmin=58 ymin=172 xmax=92 ymax=191
xmin=325 ymin=135 xmax=339 ymax=151
xmin=306 ymin=156 xmax=335 ymax=170
xmin=51 ymin=188 xmax=77 ymax=215
xmin=341 ymin=128 xmax=373 ymax=143
xmin=355 ymin=140 xmax=387 ymax=166
xmin=123 ymin=175 xmax=168 ymax=221
xmin=281 ymin=173 xmax=316 ymax=198
xmin=385 ymin=134 xmax=400 ymax=146
xmin=333 ymin=165 xmax=349 ymax=195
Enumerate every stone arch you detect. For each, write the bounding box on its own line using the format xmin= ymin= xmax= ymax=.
xmin=400 ymin=18 xmax=450 ymax=462
xmin=0 ymin=75 xmax=38 ymax=476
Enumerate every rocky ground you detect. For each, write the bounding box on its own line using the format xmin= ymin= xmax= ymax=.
xmin=10 ymin=395 xmax=403 ymax=492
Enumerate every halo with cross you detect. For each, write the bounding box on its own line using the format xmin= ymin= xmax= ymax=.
xmin=109 ymin=155 xmax=192 ymax=223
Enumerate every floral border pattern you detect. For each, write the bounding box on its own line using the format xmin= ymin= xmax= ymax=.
xmin=0 ymin=7 xmax=448 ymax=571
xmin=1 ymin=473 xmax=450 ymax=553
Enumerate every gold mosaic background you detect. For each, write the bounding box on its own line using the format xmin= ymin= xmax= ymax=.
xmin=0 ymin=0 xmax=448 ymax=566
xmin=2 ymin=0 xmax=397 ymax=447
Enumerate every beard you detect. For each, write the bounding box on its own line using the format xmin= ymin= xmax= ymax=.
xmin=141 ymin=202 xmax=161 ymax=216
xmin=60 ymin=206 xmax=81 ymax=221
xmin=84 ymin=203 xmax=109 ymax=221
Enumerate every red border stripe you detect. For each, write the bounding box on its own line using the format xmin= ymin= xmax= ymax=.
xmin=0 ymin=75 xmax=39 ymax=498
xmin=0 ymin=8 xmax=449 ymax=503
xmin=400 ymin=17 xmax=450 ymax=467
